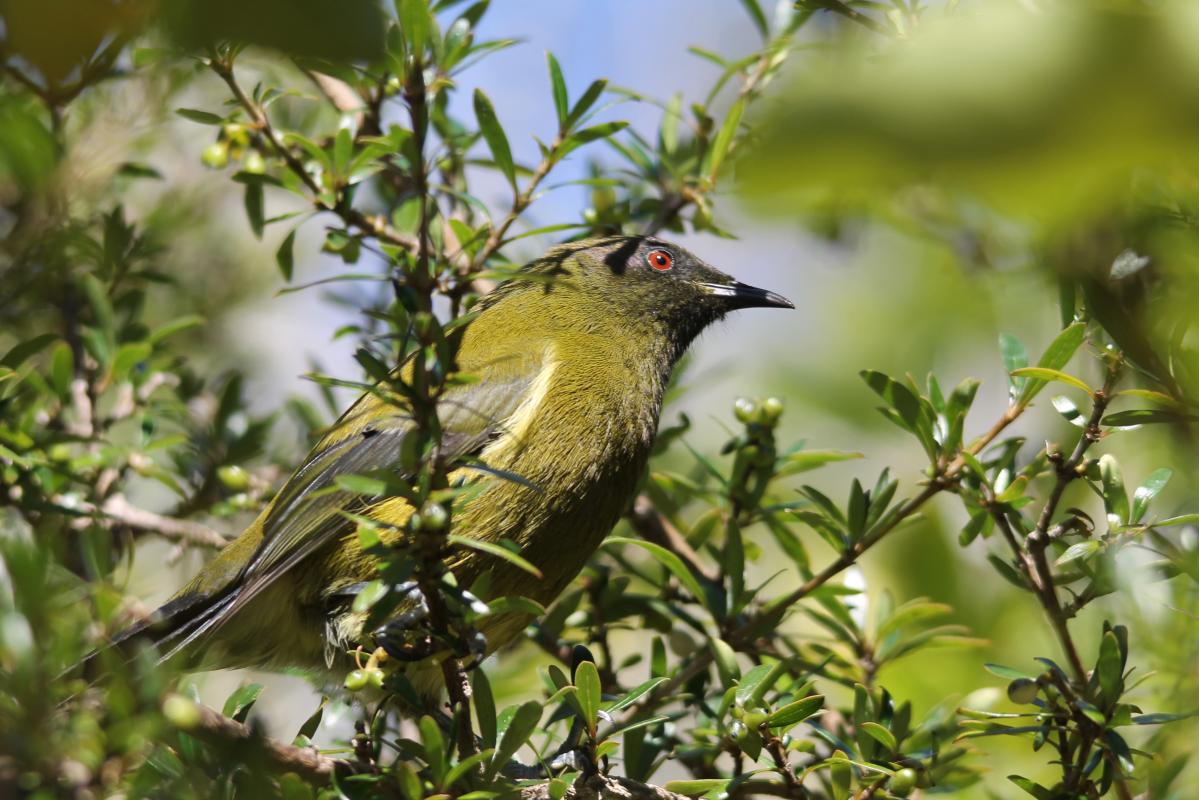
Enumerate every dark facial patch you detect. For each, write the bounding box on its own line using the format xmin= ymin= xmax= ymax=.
xmin=602 ymin=237 xmax=641 ymax=275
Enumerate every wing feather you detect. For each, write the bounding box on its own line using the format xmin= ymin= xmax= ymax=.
xmin=171 ymin=348 xmax=546 ymax=649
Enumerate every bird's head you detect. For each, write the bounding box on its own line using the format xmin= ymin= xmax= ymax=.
xmin=491 ymin=235 xmax=792 ymax=356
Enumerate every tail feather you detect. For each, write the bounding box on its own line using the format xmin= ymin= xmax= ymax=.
xmin=71 ymin=588 xmax=233 ymax=686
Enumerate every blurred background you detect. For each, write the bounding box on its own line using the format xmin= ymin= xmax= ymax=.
xmin=3 ymin=0 xmax=1199 ymax=796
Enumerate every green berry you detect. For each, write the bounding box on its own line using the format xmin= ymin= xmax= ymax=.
xmin=344 ymin=669 xmax=369 ymax=691
xmin=734 ymin=397 xmax=758 ymax=424
xmin=217 ymin=465 xmax=249 ymax=491
xmin=889 ymin=768 xmax=917 ymax=796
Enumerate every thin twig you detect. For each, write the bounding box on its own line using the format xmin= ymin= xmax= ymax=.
xmin=609 ymin=399 xmax=1029 ymax=733
xmin=173 ymin=696 xmax=345 ymax=782
xmin=208 ymin=53 xmax=418 ymax=253
xmin=808 ymin=0 xmax=892 ymax=36
xmin=60 ymin=493 xmax=229 ymax=549
xmin=629 ymin=495 xmax=720 ymax=583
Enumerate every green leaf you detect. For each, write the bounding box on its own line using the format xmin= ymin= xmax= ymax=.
xmin=663 ymin=779 xmax=731 ymax=797
xmin=735 ymin=664 xmax=774 ymax=708
xmin=1037 ymin=322 xmax=1086 ymax=370
xmin=335 ymin=474 xmax=388 ymax=496
xmin=351 ymin=580 xmax=387 ymax=613
xmin=984 ymin=663 xmax=1036 ymax=681
xmin=574 ymin=660 xmax=601 ymax=729
xmin=1008 ymin=775 xmax=1054 ymax=800
xmin=277 ymin=226 xmax=297 ymax=281
xmin=738 ymin=0 xmax=769 ymax=38
xmin=473 ymin=670 xmax=497 ymax=749
xmin=176 ymin=108 xmax=224 ymax=125
xmin=775 ymin=450 xmax=863 ymax=477
xmin=488 ymin=701 xmax=541 ymax=779
xmin=149 ymin=315 xmax=204 ymax=345
xmin=859 ymin=721 xmax=897 ymax=752
xmin=1018 ymin=322 xmax=1086 ymax=405
xmin=605 ymin=537 xmax=707 ymax=610
xmin=1104 ymin=409 xmax=1192 ymax=427
xmin=1055 ymin=540 xmax=1101 ymax=566
xmin=419 ymin=715 xmax=447 ymax=785
xmin=2 ymin=333 xmax=58 ymax=370
xmin=565 ymin=79 xmax=607 ymax=130
xmin=1097 ymin=630 xmax=1123 ymax=706
xmin=999 ymin=332 xmax=1029 ymax=401
xmin=49 ymin=342 xmax=72 ymax=395
xmin=398 ymin=0 xmax=432 ymax=51
xmin=559 ymin=121 xmax=629 ymax=157
xmin=764 ymin=695 xmax=824 ymax=729
xmin=444 ymin=749 xmax=495 ymax=790
xmin=1153 ymin=513 xmax=1199 ymax=528
xmin=1132 ymin=711 xmax=1198 ymax=725
xmin=112 ymin=343 xmax=152 ymax=379
xmin=244 ymin=180 xmax=264 ymax=239
xmin=448 ymin=534 xmax=543 ymax=578
xmin=607 ymin=677 xmax=667 ymax=713
xmin=222 ymin=683 xmax=263 ymax=723
xmin=705 ymin=97 xmax=745 ymax=179
xmin=546 ymin=51 xmax=568 ymax=127
xmin=711 ymin=637 xmax=741 ymax=685
xmin=1009 ymin=367 xmax=1090 ymax=396
xmin=1132 ymin=467 xmax=1172 ymax=523
xmin=474 ymin=89 xmax=516 ymax=188
xmin=82 ymin=274 xmax=114 ymax=339
xmin=1099 ymin=454 xmax=1130 ymax=526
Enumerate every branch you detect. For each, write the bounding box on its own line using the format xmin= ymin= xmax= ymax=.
xmin=608 ymin=399 xmax=1029 ymax=732
xmin=807 ymin=1 xmax=892 ymax=37
xmin=169 ymin=696 xmax=344 ymax=783
xmin=208 ymin=53 xmax=419 ymax=253
xmin=61 ymin=493 xmax=229 ymax=549
xmin=522 ymin=774 xmax=691 ymax=800
xmin=629 ymin=495 xmax=720 ymax=583
xmin=467 ymin=136 xmax=562 ymax=272
xmin=1025 ymin=376 xmax=1117 ymax=685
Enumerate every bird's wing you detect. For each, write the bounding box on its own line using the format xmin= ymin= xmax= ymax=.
xmin=159 ymin=347 xmax=545 ymax=659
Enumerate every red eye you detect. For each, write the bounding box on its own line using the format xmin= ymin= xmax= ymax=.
xmin=647 ymin=249 xmax=673 ymax=272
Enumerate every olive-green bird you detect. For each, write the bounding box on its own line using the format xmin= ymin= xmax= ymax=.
xmin=108 ymin=235 xmax=791 ymax=691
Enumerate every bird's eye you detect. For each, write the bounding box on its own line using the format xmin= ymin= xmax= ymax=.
xmin=647 ymin=249 xmax=673 ymax=272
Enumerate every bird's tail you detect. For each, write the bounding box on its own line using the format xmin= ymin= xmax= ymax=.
xmin=68 ymin=588 xmax=234 ymax=690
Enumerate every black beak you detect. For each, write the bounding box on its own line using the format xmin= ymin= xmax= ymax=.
xmin=700 ymin=281 xmax=794 ymax=310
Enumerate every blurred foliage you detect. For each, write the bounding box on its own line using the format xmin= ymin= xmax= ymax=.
xmin=1 ymin=1 xmax=1198 ymax=799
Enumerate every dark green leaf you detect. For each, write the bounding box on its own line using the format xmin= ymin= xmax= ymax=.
xmin=473 ymin=89 xmax=516 ymax=188
xmin=222 ymin=683 xmax=263 ymax=723
xmin=546 ymin=51 xmax=568 ymax=127
xmin=176 ymin=108 xmax=224 ymax=125
xmin=764 ymin=694 xmax=824 ymax=729
xmin=566 ymin=79 xmax=607 ymax=129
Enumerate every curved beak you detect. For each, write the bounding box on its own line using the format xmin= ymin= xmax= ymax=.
xmin=699 ymin=281 xmax=794 ymax=310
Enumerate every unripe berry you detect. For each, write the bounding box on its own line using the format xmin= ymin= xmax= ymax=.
xmin=734 ymin=397 xmax=758 ymax=424
xmin=889 ymin=768 xmax=917 ymax=797
xmin=344 ymin=669 xmax=369 ymax=691
xmin=217 ymin=465 xmax=250 ymax=491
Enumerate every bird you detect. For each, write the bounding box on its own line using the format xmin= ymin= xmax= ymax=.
xmin=101 ymin=235 xmax=792 ymax=695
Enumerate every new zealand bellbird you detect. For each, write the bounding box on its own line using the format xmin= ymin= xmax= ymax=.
xmin=108 ymin=235 xmax=791 ymax=692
